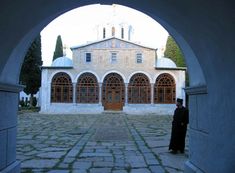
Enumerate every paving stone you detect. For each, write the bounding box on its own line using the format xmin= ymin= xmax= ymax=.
xmin=103 ymin=156 xmax=114 ymax=162
xmin=165 ymin=167 xmax=184 ymax=173
xmin=58 ymin=162 xmax=69 ymax=169
xmin=21 ymin=159 xmax=58 ymax=168
xmin=114 ymin=161 xmax=126 ymax=167
xmin=130 ymin=168 xmax=151 ymax=173
xmin=17 ymin=113 xmax=188 ymax=172
xmin=37 ymin=151 xmax=66 ymax=159
xmin=63 ymin=157 xmax=75 ymax=163
xmin=112 ymin=170 xmax=128 ymax=173
xmin=159 ymin=153 xmax=187 ymax=171
xmin=72 ymin=170 xmax=87 ymax=173
xmin=67 ymin=149 xmax=81 ymax=157
xmin=73 ymin=161 xmax=92 ymax=169
xmin=80 ymin=153 xmax=112 ymax=157
xmin=47 ymin=170 xmax=70 ymax=173
xmin=89 ymin=168 xmax=112 ymax=173
xmin=93 ymin=161 xmax=114 ymax=167
xmin=126 ymin=156 xmax=147 ymax=168
xmin=41 ymin=147 xmax=68 ymax=152
xmin=145 ymin=158 xmax=160 ymax=165
xmin=149 ymin=165 xmax=165 ymax=173
xmin=77 ymin=157 xmax=104 ymax=162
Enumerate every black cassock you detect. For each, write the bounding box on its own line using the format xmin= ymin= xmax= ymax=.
xmin=169 ymin=106 xmax=189 ymax=152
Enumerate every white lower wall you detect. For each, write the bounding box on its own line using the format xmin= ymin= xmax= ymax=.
xmin=40 ymin=103 xmax=175 ymax=115
xmin=40 ymin=103 xmax=103 ymax=114
xmin=123 ymin=104 xmax=175 ymax=115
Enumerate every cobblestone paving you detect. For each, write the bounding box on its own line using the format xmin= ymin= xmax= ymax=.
xmin=17 ymin=112 xmax=188 ymax=173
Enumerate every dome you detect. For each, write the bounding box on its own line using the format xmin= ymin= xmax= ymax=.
xmin=156 ymin=57 xmax=177 ymax=68
xmin=51 ymin=56 xmax=73 ymax=67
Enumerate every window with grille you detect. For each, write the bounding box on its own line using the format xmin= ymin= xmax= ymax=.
xmin=85 ymin=53 xmax=91 ymax=62
xmin=76 ymin=73 xmax=99 ymax=103
xmin=128 ymin=73 xmax=151 ymax=103
xmin=111 ymin=52 xmax=117 ymax=63
xmin=154 ymin=73 xmax=176 ymax=103
xmin=136 ymin=53 xmax=143 ymax=63
xmin=51 ymin=72 xmax=73 ymax=103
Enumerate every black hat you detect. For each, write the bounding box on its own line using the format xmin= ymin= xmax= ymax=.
xmin=177 ymin=98 xmax=183 ymax=104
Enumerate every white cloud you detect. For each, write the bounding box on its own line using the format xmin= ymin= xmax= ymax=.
xmin=41 ymin=4 xmax=168 ymax=66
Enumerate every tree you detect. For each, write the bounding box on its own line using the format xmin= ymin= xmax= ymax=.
xmin=52 ymin=35 xmax=63 ymax=61
xmin=20 ymin=34 xmax=42 ymax=106
xmin=164 ymin=35 xmax=189 ymax=87
xmin=164 ymin=35 xmax=186 ymax=67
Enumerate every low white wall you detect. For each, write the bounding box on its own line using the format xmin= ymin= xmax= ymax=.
xmin=40 ymin=103 xmax=175 ymax=115
xmin=40 ymin=104 xmax=103 ymax=114
xmin=123 ymin=104 xmax=175 ymax=115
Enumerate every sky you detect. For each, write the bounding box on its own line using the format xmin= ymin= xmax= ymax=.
xmin=41 ymin=4 xmax=169 ymax=66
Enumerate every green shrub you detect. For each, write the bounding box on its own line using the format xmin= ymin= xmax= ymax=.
xmin=32 ymin=97 xmax=37 ymax=107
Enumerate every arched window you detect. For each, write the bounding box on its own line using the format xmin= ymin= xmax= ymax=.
xmin=154 ymin=73 xmax=176 ymax=103
xmin=77 ymin=73 xmax=99 ymax=103
xmin=103 ymin=27 xmax=106 ymax=39
xmin=128 ymin=73 xmax=151 ymax=103
xmin=112 ymin=27 xmax=115 ymax=36
xmin=51 ymin=72 xmax=73 ymax=103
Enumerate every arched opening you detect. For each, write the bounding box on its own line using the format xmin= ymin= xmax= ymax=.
xmin=128 ymin=73 xmax=151 ymax=103
xmin=51 ymin=72 xmax=73 ymax=103
xmin=121 ymin=27 xmax=124 ymax=39
xmin=102 ymin=73 xmax=125 ymax=110
xmin=2 ymin=2 xmax=235 ymax=173
xmin=103 ymin=27 xmax=106 ymax=39
xmin=154 ymin=73 xmax=176 ymax=104
xmin=76 ymin=72 xmax=99 ymax=103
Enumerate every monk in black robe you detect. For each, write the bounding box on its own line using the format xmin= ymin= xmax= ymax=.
xmin=169 ymin=98 xmax=189 ymax=154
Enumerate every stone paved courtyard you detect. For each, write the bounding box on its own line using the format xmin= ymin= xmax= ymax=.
xmin=17 ymin=112 xmax=189 ymax=173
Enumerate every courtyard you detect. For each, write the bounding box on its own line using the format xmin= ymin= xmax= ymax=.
xmin=17 ymin=112 xmax=188 ymax=173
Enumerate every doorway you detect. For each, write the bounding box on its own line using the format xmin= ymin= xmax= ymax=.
xmin=102 ymin=73 xmax=125 ymax=110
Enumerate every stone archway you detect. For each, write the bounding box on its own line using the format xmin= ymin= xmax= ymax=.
xmin=0 ymin=1 xmax=234 ymax=173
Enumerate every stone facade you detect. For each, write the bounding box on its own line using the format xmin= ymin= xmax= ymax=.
xmin=40 ymin=37 xmax=186 ymax=115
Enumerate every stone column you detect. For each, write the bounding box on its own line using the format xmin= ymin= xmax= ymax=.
xmin=99 ymin=83 xmax=102 ymax=105
xmin=0 ymin=82 xmax=22 ymax=173
xmin=125 ymin=83 xmax=128 ymax=105
xmin=72 ymin=83 xmax=76 ymax=104
xmin=151 ymin=83 xmax=154 ymax=104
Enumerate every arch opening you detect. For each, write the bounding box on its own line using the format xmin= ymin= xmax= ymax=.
xmin=1 ymin=2 xmax=225 ymax=173
xmin=51 ymin=72 xmax=73 ymax=103
xmin=102 ymin=72 xmax=125 ymax=110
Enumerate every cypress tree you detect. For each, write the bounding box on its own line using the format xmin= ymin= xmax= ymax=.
xmin=52 ymin=35 xmax=63 ymax=61
xmin=164 ymin=35 xmax=189 ymax=86
xmin=164 ymin=35 xmax=186 ymax=67
xmin=20 ymin=34 xmax=42 ymax=106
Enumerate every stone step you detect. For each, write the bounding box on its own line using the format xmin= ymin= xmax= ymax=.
xmin=102 ymin=111 xmax=126 ymax=115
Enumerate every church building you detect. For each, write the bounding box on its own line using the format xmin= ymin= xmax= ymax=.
xmin=40 ymin=12 xmax=186 ymax=115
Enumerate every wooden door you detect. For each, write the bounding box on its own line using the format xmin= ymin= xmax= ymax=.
xmin=102 ymin=73 xmax=125 ymax=110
